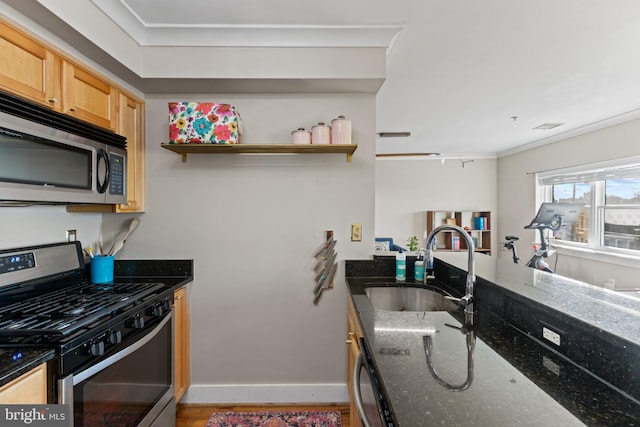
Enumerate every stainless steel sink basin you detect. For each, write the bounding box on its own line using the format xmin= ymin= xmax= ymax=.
xmin=364 ymin=285 xmax=459 ymax=312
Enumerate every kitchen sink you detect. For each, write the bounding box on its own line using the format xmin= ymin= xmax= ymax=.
xmin=364 ymin=284 xmax=459 ymax=312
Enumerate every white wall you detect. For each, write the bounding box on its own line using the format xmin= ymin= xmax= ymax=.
xmin=106 ymin=93 xmax=376 ymax=403
xmin=497 ymin=118 xmax=640 ymax=289
xmin=0 ymin=206 xmax=100 ymax=250
xmin=375 ymin=158 xmax=498 ymax=250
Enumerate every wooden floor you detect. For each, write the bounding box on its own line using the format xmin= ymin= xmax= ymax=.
xmin=176 ymin=403 xmax=350 ymax=427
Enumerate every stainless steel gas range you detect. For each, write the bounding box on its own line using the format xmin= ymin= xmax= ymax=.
xmin=0 ymin=242 xmax=175 ymax=427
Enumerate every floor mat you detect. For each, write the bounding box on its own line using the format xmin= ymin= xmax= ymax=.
xmin=205 ymin=410 xmax=343 ymax=427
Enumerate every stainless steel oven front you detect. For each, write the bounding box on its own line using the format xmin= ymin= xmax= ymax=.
xmin=58 ymin=313 xmax=175 ymax=427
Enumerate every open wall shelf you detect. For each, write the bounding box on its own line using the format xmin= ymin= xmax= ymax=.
xmin=161 ymin=143 xmax=358 ymax=163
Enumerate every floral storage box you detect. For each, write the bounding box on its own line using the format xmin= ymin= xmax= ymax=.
xmin=168 ymin=102 xmax=241 ymax=144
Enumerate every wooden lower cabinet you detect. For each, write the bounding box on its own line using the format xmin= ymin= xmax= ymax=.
xmin=0 ymin=364 xmax=47 ymax=404
xmin=174 ymin=286 xmax=190 ymax=403
xmin=347 ymin=297 xmax=363 ymax=427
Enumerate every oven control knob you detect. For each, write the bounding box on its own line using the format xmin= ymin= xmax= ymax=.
xmin=132 ymin=315 xmax=145 ymax=329
xmin=150 ymin=304 xmax=163 ymax=317
xmin=89 ymin=340 xmax=105 ymax=356
xmin=163 ymin=298 xmax=172 ymax=312
xmin=108 ymin=330 xmax=122 ymax=345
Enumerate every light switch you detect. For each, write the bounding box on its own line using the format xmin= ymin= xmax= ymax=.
xmin=351 ymin=224 xmax=362 ymax=242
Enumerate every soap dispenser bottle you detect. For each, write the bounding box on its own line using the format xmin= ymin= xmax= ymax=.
xmin=395 ymin=249 xmax=406 ymax=282
xmin=414 ymin=249 xmax=425 ymax=282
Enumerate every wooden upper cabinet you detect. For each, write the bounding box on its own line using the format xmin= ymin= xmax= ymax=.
xmin=0 ymin=21 xmax=61 ymax=110
xmin=63 ymin=62 xmax=118 ymax=131
xmin=116 ymin=93 xmax=146 ymax=213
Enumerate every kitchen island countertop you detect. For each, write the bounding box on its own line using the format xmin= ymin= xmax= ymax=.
xmin=346 ymin=257 xmax=640 ymax=426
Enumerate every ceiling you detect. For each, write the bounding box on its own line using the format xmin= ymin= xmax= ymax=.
xmin=5 ymin=0 xmax=640 ymax=157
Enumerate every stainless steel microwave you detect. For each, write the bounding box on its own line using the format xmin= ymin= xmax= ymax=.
xmin=0 ymin=109 xmax=127 ymax=206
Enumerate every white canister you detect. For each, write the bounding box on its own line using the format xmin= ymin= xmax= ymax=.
xmin=291 ymin=128 xmax=311 ymax=145
xmin=331 ymin=115 xmax=352 ymax=145
xmin=311 ymin=122 xmax=331 ymax=145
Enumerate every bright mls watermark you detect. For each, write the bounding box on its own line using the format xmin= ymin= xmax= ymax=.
xmin=0 ymin=405 xmax=69 ymax=426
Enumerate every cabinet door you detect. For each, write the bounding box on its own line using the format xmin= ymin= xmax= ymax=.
xmin=0 ymin=364 xmax=47 ymax=404
xmin=174 ymin=286 xmax=190 ymax=403
xmin=347 ymin=297 xmax=363 ymax=427
xmin=116 ymin=93 xmax=146 ymax=213
xmin=63 ymin=62 xmax=117 ymax=131
xmin=0 ymin=21 xmax=61 ymax=110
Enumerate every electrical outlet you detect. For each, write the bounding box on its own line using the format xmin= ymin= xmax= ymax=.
xmin=542 ymin=326 xmax=561 ymax=346
xmin=66 ymin=229 xmax=77 ymax=242
xmin=351 ymin=224 xmax=362 ymax=241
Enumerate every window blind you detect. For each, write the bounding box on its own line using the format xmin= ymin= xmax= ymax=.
xmin=540 ymin=164 xmax=640 ymax=186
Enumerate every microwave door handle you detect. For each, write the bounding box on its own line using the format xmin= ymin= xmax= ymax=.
xmin=353 ymin=352 xmax=373 ymax=427
xmin=96 ymin=148 xmax=110 ymax=194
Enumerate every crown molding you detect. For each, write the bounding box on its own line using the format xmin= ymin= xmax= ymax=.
xmin=91 ymin=0 xmax=402 ymax=48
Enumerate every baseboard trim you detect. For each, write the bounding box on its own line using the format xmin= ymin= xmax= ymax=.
xmin=181 ymin=383 xmax=349 ymax=404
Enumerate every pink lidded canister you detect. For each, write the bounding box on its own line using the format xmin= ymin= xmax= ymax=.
xmin=331 ymin=115 xmax=352 ymax=145
xmin=291 ymin=127 xmax=311 ymax=145
xmin=311 ymin=122 xmax=331 ymax=145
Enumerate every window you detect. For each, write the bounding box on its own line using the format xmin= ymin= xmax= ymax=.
xmin=538 ymin=159 xmax=640 ymax=256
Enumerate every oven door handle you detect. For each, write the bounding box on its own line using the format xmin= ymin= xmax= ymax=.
xmin=71 ymin=313 xmax=171 ymax=386
xmin=353 ymin=351 xmax=373 ymax=427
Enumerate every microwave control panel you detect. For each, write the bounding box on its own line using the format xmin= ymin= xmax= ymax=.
xmin=109 ymin=153 xmax=125 ymax=195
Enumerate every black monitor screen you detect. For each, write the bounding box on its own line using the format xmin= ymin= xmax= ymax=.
xmin=525 ymin=202 xmax=584 ymax=229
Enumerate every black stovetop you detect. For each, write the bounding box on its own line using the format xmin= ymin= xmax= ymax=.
xmin=0 ymin=281 xmax=165 ymax=337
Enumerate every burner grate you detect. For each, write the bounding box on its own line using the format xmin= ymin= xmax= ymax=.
xmin=0 ymin=282 xmax=165 ymax=336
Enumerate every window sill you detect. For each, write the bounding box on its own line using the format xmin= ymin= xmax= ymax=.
xmin=554 ymin=243 xmax=640 ymax=269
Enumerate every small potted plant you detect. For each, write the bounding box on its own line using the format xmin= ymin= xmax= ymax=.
xmin=406 ymin=235 xmax=419 ymax=252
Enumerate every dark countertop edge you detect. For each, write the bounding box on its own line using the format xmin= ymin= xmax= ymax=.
xmin=0 ymin=349 xmax=55 ymax=388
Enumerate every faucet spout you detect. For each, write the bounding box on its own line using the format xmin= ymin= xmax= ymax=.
xmin=424 ymin=225 xmax=476 ymax=314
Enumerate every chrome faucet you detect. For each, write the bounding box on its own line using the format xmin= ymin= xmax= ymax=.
xmin=424 ymin=225 xmax=476 ymax=314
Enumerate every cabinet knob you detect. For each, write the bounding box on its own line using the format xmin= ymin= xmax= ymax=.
xmin=69 ymin=107 xmax=76 ymax=112
xmin=346 ymin=332 xmax=355 ymax=344
xmin=47 ymin=97 xmax=57 ymax=103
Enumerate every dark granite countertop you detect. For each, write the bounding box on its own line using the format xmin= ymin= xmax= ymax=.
xmin=346 ymin=257 xmax=640 ymax=426
xmin=435 ymin=251 xmax=640 ymax=345
xmin=115 ymin=258 xmax=194 ymax=293
xmin=0 ymin=348 xmax=55 ymax=388
xmin=0 ymin=259 xmax=193 ymax=390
